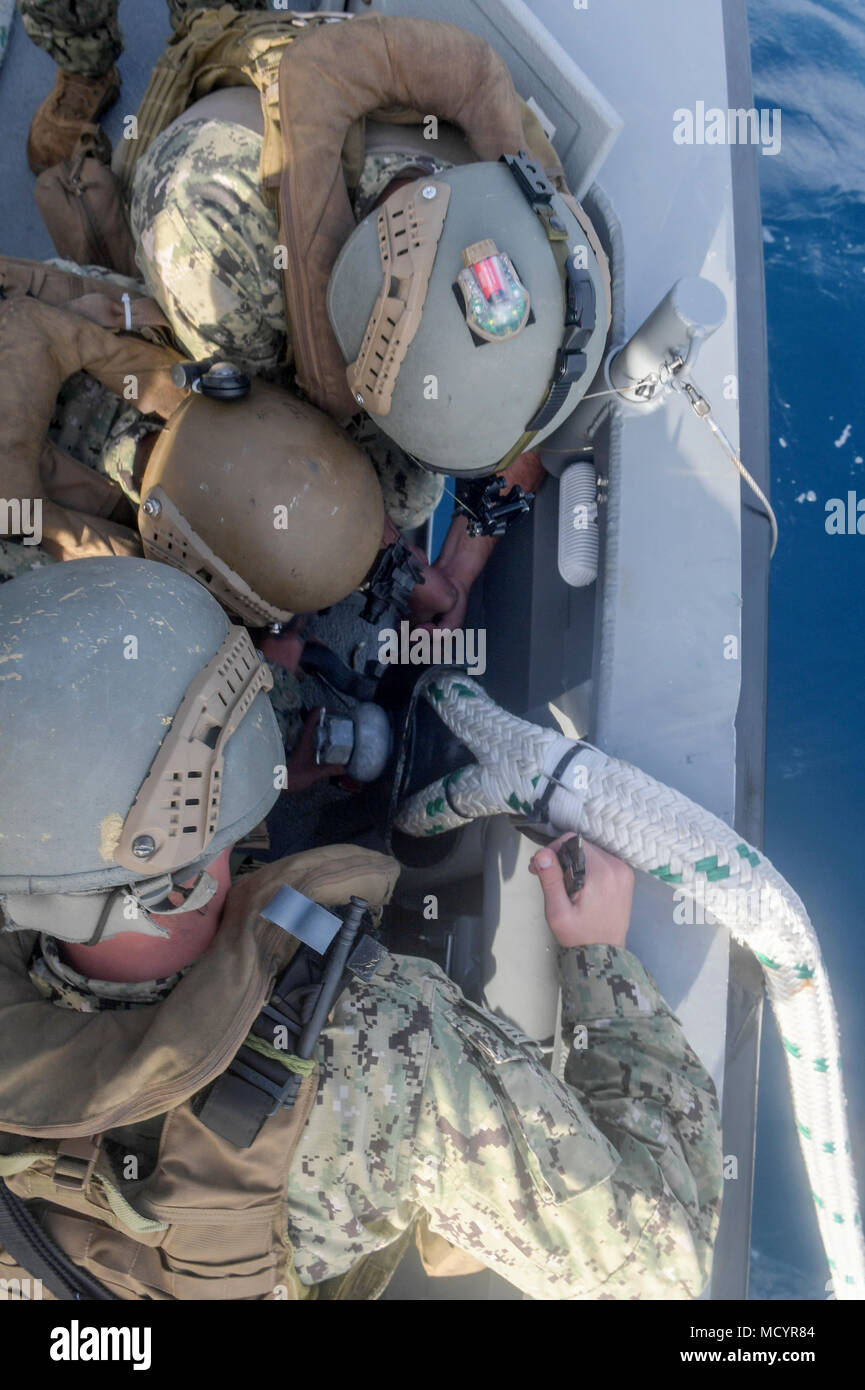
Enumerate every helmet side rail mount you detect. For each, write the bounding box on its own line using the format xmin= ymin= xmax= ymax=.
xmin=114 ymin=626 xmax=273 ymax=875
xmin=346 ymin=178 xmax=452 ymax=417
xmin=140 ymin=487 xmax=294 ymax=629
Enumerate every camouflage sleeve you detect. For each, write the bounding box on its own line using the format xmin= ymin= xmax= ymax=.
xmin=17 ymin=0 xmax=122 ymax=78
xmin=412 ymin=945 xmax=723 ymax=1299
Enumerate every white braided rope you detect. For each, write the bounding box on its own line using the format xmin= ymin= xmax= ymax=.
xmin=395 ymin=674 xmax=864 ymax=1298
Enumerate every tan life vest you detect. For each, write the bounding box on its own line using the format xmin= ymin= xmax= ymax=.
xmin=275 ymin=11 xmax=577 ymax=419
xmin=113 ymin=7 xmax=595 ymax=419
xmin=0 ymin=280 xmax=185 ymax=562
xmin=0 ymin=846 xmax=415 ymax=1301
xmin=112 ymin=5 xmax=334 ymax=205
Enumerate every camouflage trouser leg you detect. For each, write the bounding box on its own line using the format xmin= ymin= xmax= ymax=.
xmin=17 ymin=0 xmax=122 ymax=77
xmin=131 ymin=118 xmax=287 ymax=376
xmin=17 ymin=1 xmax=268 ymax=76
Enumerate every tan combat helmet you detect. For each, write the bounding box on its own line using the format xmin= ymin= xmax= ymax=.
xmin=139 ymin=381 xmax=386 ymax=626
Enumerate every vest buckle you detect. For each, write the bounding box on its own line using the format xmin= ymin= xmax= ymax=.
xmin=52 ymin=1136 xmax=102 ymax=1192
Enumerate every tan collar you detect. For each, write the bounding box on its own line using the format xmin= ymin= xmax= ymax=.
xmin=0 ymin=846 xmax=399 ymax=1139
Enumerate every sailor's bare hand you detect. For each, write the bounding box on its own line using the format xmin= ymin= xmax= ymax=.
xmin=282 ymin=708 xmax=345 ymax=795
xmin=529 ymin=834 xmax=634 ymax=949
xmin=378 ymin=519 xmax=461 ymax=627
xmin=408 ymin=451 xmax=546 ymax=630
xmin=259 ymin=621 xmax=306 ymax=674
xmin=408 ymin=559 xmax=464 ymax=627
xmin=409 ymin=562 xmax=471 ymax=630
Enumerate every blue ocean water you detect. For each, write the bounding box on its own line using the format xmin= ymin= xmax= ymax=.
xmin=747 ymin=0 xmax=865 ymax=1299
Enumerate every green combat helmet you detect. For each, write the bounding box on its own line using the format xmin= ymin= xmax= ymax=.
xmin=0 ymin=557 xmax=282 ymax=944
xmin=327 ymin=155 xmax=609 ymax=476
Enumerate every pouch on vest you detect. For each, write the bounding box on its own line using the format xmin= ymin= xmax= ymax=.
xmin=35 ymin=127 xmax=138 ymax=280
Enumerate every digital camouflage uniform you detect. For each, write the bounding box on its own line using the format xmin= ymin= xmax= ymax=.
xmin=16 ymin=0 xmax=267 ymax=76
xmin=0 ymin=540 xmax=55 ymax=583
xmin=130 ymin=118 xmax=446 ymax=531
xmin=288 ymin=944 xmax=722 ymax=1296
xmin=30 ymin=932 xmax=191 ymax=1012
xmin=131 ymin=120 xmax=285 ymax=377
xmin=27 ymin=917 xmax=723 ymax=1297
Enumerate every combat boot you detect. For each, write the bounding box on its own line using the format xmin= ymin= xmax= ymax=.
xmin=26 ymin=67 xmax=121 ymax=175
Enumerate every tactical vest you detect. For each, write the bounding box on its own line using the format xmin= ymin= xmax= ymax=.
xmin=0 ymin=846 xmax=418 ymax=1301
xmin=0 ymin=271 xmax=184 ymax=562
xmin=114 ymin=6 xmax=608 ymax=420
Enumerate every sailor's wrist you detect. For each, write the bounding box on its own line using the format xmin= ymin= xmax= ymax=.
xmin=557 ymin=942 xmax=666 ymax=1021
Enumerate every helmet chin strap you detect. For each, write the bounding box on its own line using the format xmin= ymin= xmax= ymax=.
xmin=0 ymin=869 xmax=219 ymax=947
xmin=132 ymin=868 xmax=219 ymax=919
xmin=94 ymin=868 xmax=221 ymax=945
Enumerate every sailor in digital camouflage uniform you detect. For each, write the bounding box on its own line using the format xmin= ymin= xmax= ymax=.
xmin=129 ymin=119 xmax=446 ymax=531
xmin=287 ymin=936 xmax=721 ymax=1296
xmin=0 ymin=249 xmax=405 ymax=751
xmin=0 ymin=560 xmax=721 ymax=1298
xmin=25 ymin=842 xmax=722 ymax=1298
xmin=0 ymin=264 xmax=306 ymax=746
xmin=17 ymin=2 xmax=441 ymax=528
